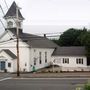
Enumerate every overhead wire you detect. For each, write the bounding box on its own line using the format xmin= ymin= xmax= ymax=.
xmin=35 ymin=32 xmax=63 ymax=35
xmin=4 ymin=0 xmax=8 ymax=9
xmin=0 ymin=19 xmax=5 ymax=29
xmin=3 ymin=0 xmax=61 ymax=38
xmin=3 ymin=0 xmax=22 ymax=28
xmin=0 ymin=0 xmax=61 ymax=45
xmin=0 ymin=3 xmax=14 ymax=40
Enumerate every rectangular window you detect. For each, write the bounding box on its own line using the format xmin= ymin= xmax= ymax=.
xmin=39 ymin=52 xmax=42 ymax=64
xmin=34 ymin=58 xmax=36 ymax=65
xmin=67 ymin=58 xmax=69 ymax=64
xmin=63 ymin=58 xmax=64 ymax=63
xmin=8 ymin=63 xmax=11 ymax=67
xmin=76 ymin=58 xmax=83 ymax=64
xmin=25 ymin=63 xmax=27 ymax=66
xmin=63 ymin=58 xmax=69 ymax=64
xmin=81 ymin=59 xmax=83 ymax=64
xmin=76 ymin=59 xmax=78 ymax=64
xmin=45 ymin=52 xmax=47 ymax=63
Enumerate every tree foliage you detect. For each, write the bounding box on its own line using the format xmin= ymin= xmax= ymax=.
xmin=81 ymin=31 xmax=90 ymax=58
xmin=58 ymin=28 xmax=87 ymax=46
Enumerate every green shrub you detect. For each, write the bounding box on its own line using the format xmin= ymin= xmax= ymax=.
xmin=84 ymin=84 xmax=90 ymax=90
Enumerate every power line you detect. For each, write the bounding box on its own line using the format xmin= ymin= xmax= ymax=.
xmin=0 ymin=3 xmax=14 ymax=39
xmin=18 ymin=35 xmax=60 ymax=39
xmin=35 ymin=32 xmax=63 ymax=35
xmin=3 ymin=0 xmax=21 ymax=28
xmin=4 ymin=0 xmax=8 ymax=9
xmin=0 ymin=19 xmax=5 ymax=29
xmin=2 ymin=1 xmax=62 ymax=39
xmin=0 ymin=1 xmax=60 ymax=45
xmin=0 ymin=4 xmax=5 ymax=15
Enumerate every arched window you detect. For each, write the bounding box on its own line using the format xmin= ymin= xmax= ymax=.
xmin=7 ymin=21 xmax=13 ymax=28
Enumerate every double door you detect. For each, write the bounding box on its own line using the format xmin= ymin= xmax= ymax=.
xmin=0 ymin=61 xmax=6 ymax=70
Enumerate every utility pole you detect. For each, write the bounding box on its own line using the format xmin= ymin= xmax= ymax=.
xmin=16 ymin=5 xmax=20 ymax=77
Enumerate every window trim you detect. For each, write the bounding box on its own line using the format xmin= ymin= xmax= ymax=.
xmin=63 ymin=58 xmax=69 ymax=64
xmin=76 ymin=58 xmax=83 ymax=64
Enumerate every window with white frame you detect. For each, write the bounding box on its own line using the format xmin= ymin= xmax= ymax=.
xmin=39 ymin=52 xmax=42 ymax=64
xmin=76 ymin=58 xmax=83 ymax=64
xmin=63 ymin=58 xmax=69 ymax=64
xmin=45 ymin=52 xmax=47 ymax=63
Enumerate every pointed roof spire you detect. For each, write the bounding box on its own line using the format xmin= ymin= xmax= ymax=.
xmin=4 ymin=1 xmax=24 ymax=20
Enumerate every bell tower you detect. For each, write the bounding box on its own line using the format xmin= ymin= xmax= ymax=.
xmin=4 ymin=1 xmax=24 ymax=31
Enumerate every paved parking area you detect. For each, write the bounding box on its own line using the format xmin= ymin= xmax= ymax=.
xmin=0 ymin=78 xmax=88 ymax=90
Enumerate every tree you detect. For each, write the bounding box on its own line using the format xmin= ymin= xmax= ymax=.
xmin=74 ymin=27 xmax=87 ymax=46
xmin=58 ymin=28 xmax=84 ymax=46
xmin=81 ymin=31 xmax=90 ymax=65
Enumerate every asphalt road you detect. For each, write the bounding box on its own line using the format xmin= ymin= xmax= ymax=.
xmin=0 ymin=78 xmax=88 ymax=90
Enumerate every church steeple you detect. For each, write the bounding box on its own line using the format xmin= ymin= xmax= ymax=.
xmin=4 ymin=1 xmax=24 ymax=30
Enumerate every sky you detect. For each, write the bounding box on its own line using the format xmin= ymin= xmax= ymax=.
xmin=0 ymin=0 xmax=90 ymax=34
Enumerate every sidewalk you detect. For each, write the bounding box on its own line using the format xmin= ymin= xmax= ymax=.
xmin=0 ymin=73 xmax=11 ymax=79
xmin=12 ymin=72 xmax=90 ymax=78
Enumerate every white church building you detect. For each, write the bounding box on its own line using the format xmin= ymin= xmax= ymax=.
xmin=0 ymin=1 xmax=88 ymax=72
